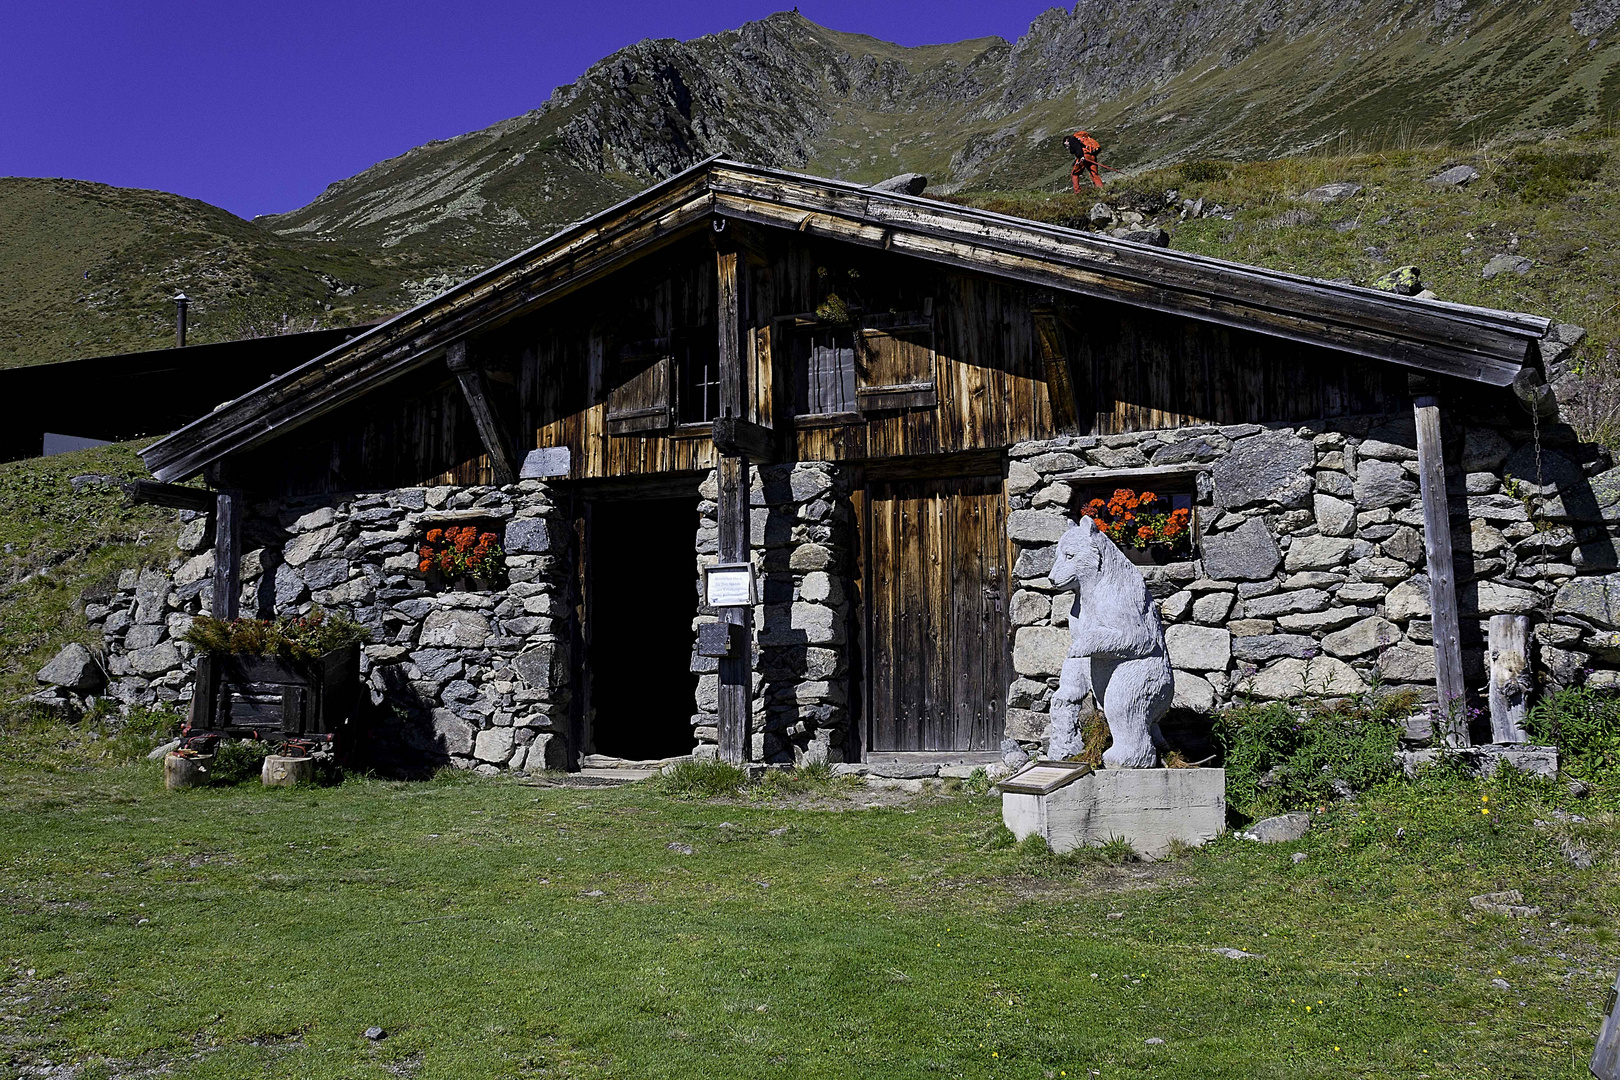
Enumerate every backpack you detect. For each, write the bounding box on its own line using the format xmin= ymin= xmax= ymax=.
xmin=1065 ymin=131 xmax=1100 ymax=158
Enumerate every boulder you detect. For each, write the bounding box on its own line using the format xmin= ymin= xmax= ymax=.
xmin=419 ymin=609 xmax=492 ymax=648
xmin=1172 ymin=670 xmax=1216 ymax=712
xmin=869 ymin=172 xmax=927 ymax=196
xmin=1239 ymin=812 xmax=1311 ymax=843
xmin=1425 ymin=165 xmax=1479 ymax=187
xmin=1462 ymin=428 xmax=1512 ymax=473
xmin=1481 ymin=254 xmax=1533 ymax=279
xmin=1321 ymin=616 xmax=1399 ymax=658
xmin=1198 ymin=517 xmax=1281 ymax=581
xmin=1284 ymin=536 xmax=1354 ymax=572
xmin=1013 ymin=626 xmax=1070 ymax=677
xmin=127 ymin=644 xmax=183 ymax=677
xmin=1165 ymin=624 xmax=1231 ymax=671
xmin=1212 ymin=429 xmax=1313 ymax=509
xmin=1553 ymin=574 xmax=1620 ymax=629
xmin=1243 ymin=656 xmax=1366 ymax=699
xmin=36 ymin=643 xmax=103 ymax=692
xmin=1354 ymin=459 xmax=1416 ymax=509
xmin=505 ymin=518 xmax=555 ymax=554
xmin=1298 ymin=181 xmax=1362 ymax=202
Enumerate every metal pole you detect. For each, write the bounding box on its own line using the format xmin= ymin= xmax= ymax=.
xmin=174 ymin=292 xmax=189 ymax=348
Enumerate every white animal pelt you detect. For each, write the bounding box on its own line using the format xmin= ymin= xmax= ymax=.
xmin=1045 ymin=515 xmax=1174 ymax=768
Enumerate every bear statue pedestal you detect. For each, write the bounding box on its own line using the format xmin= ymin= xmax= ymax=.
xmin=1000 ymin=762 xmax=1226 ymax=860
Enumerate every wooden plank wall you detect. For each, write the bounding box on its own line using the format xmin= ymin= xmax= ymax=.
xmin=230 ymin=229 xmax=1413 ymax=497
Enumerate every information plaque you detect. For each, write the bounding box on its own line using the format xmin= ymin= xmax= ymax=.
xmin=704 ymin=562 xmax=756 ymax=608
xmin=997 ymin=760 xmax=1096 ymax=796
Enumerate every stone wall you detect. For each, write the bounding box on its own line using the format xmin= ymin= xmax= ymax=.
xmin=86 ymin=481 xmax=573 ymax=775
xmin=691 ymin=461 xmax=856 ymax=764
xmin=1004 ymin=412 xmax=1620 ymax=749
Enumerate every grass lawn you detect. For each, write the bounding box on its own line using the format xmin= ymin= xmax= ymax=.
xmin=1 ymin=737 xmax=1615 ymax=1080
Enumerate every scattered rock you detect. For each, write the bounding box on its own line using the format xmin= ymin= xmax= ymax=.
xmin=1145 ymin=1037 xmax=1166 ymax=1045
xmin=1120 ymin=227 xmax=1170 ymax=247
xmin=1290 ymin=852 xmax=1308 ymax=864
xmin=667 ymin=842 xmax=694 ymax=855
xmin=869 ymin=172 xmax=927 ymax=196
xmin=1482 ymin=254 xmax=1533 ymax=279
xmin=363 ymin=1027 xmax=386 ymax=1041
xmin=1370 ymin=265 xmax=1422 ymax=295
xmin=36 ymin=643 xmax=104 ymax=692
xmin=1298 ymin=181 xmax=1362 ymax=203
xmin=583 ymin=889 xmax=606 ymax=897
xmin=1210 ymin=947 xmax=1262 ymax=959
xmin=1490 ymin=978 xmax=1511 ymax=991
xmin=1468 ymin=890 xmax=1540 ymax=918
xmin=1237 ymin=812 xmax=1311 ymax=843
xmin=1426 ymin=165 xmax=1480 ymax=187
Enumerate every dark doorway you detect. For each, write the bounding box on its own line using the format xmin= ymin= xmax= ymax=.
xmin=587 ymin=496 xmax=700 ymax=758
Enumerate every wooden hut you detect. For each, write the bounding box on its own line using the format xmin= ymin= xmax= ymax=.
xmin=115 ymin=158 xmax=1617 ymax=773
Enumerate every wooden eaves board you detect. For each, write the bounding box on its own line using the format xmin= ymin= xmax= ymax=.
xmin=141 ymin=157 xmax=1549 ymax=483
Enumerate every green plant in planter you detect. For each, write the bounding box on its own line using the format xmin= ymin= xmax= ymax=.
xmin=182 ymin=607 xmax=369 ymax=661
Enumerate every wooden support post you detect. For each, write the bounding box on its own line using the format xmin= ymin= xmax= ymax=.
xmin=1413 ymin=388 xmax=1467 ymax=745
xmin=446 ymin=340 xmax=518 ymax=486
xmin=715 ymin=240 xmax=753 ymax=766
xmin=212 ymin=489 xmax=242 ymax=621
xmin=1031 ymin=306 xmax=1082 ymax=436
xmin=1488 ymin=614 xmax=1532 ymax=744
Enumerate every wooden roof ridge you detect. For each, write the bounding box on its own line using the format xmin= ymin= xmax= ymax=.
xmin=141 ymin=157 xmax=1550 ymax=483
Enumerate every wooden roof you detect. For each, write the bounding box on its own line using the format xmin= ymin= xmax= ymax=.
xmin=141 ymin=158 xmax=1550 ymax=483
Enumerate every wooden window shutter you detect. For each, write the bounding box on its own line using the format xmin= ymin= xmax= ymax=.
xmin=606 ymin=337 xmax=672 ymax=435
xmin=791 ymin=325 xmax=858 ymax=416
xmin=855 ymin=310 xmax=937 ymax=412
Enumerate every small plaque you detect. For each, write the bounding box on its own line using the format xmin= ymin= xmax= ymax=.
xmin=520 ymin=446 xmax=571 ymax=479
xmin=704 ymin=562 xmax=756 ymax=608
xmin=998 ymin=760 xmax=1095 ymax=795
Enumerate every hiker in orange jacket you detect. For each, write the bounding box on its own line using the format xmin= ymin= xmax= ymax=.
xmin=1065 ymin=130 xmax=1103 ymax=191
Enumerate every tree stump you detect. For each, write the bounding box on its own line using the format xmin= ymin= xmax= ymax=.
xmin=1488 ymin=614 xmax=1532 ymax=744
xmin=261 ymin=754 xmax=315 ymax=787
xmin=164 ymin=752 xmax=213 ymax=789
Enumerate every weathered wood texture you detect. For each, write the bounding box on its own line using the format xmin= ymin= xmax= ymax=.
xmin=446 ymin=340 xmax=518 ymax=485
xmin=1488 ymin=614 xmax=1532 ymax=744
xmin=212 ymin=490 xmax=241 ymax=621
xmin=1414 ymin=394 xmax=1467 ymax=744
xmin=714 ymin=245 xmax=753 ymax=765
xmin=865 ymin=472 xmax=1008 ymax=752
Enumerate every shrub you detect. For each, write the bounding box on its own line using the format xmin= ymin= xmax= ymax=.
xmin=1527 ymin=685 xmax=1620 ymax=781
xmin=183 ymin=608 xmax=369 ymax=661
xmin=211 ymin=739 xmax=272 ymax=785
xmin=1176 ymin=159 xmax=1231 ymax=184
xmin=654 ymin=759 xmax=747 ymax=799
xmin=1214 ymin=690 xmax=1411 ymax=819
xmin=1495 ymin=149 xmax=1607 ymax=201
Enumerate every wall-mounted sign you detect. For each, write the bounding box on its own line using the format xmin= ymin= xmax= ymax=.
xmin=704 ymin=562 xmax=756 ymax=608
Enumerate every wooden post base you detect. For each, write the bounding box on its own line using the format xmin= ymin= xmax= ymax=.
xmin=261 ymin=754 xmax=316 ymax=787
xmin=164 ymin=752 xmax=214 ymax=789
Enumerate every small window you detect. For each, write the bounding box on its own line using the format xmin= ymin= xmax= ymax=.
xmin=676 ymin=328 xmax=721 ymax=426
xmin=791 ymin=325 xmax=858 ymax=417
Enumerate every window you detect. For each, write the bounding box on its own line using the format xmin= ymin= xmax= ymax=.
xmin=791 ymin=325 xmax=858 ymax=417
xmin=676 ymin=328 xmax=721 ymax=425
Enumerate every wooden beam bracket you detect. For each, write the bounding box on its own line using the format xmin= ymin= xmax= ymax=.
xmin=446 ymin=340 xmax=519 ymax=486
xmin=711 ymin=416 xmax=777 ymax=462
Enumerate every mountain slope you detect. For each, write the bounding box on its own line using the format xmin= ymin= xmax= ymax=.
xmin=263 ymin=3 xmax=1620 ymax=258
xmin=0 ymin=178 xmax=419 ymax=367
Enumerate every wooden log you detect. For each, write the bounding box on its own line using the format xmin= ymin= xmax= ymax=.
xmin=1413 ymin=391 xmax=1467 ymax=746
xmin=1487 ymin=614 xmax=1532 ymax=744
xmin=123 ymin=479 xmax=214 ymax=512
xmin=164 ymin=752 xmax=213 ymax=789
xmin=446 ymin=340 xmax=518 ymax=485
xmin=212 ymin=489 xmax=242 ymax=621
xmin=715 ymin=244 xmax=753 ymax=766
xmin=261 ymin=754 xmax=316 ymax=787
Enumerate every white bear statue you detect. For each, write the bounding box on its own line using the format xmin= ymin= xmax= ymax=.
xmin=1045 ymin=515 xmax=1175 ymax=769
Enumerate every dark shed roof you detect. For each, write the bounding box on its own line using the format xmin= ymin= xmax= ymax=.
xmin=141 ymin=159 xmax=1550 ymax=483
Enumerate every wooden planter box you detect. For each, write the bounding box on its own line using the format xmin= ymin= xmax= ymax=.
xmin=187 ymin=644 xmax=360 ymax=744
xmin=1121 ymin=544 xmax=1191 ymax=566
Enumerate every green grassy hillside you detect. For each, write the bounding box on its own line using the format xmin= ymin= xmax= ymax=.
xmin=0 ymin=178 xmax=428 ymax=368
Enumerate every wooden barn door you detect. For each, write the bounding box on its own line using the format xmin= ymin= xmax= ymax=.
xmin=866 ymin=473 xmax=1008 ymax=752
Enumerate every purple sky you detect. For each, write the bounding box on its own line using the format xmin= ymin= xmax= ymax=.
xmin=1 ymin=1 xmax=1060 ymax=220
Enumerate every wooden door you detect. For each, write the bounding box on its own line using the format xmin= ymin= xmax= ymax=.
xmin=866 ymin=473 xmax=1008 ymax=751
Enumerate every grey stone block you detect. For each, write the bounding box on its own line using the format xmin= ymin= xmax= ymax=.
xmin=1198 ymin=517 xmax=1281 ymax=581
xmin=36 ymin=643 xmax=103 ymax=692
xmin=1212 ymin=429 xmax=1313 ymax=509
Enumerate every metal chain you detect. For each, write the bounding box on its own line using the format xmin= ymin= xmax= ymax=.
xmin=1530 ymin=398 xmax=1558 ymax=745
